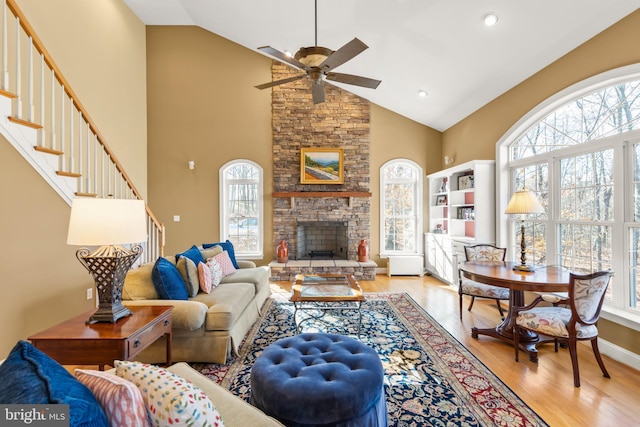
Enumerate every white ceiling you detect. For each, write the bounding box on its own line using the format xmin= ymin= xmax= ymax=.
xmin=122 ymin=0 xmax=639 ymax=131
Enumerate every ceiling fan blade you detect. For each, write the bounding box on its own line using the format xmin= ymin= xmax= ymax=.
xmin=311 ymin=81 xmax=325 ymax=104
xmin=255 ymin=74 xmax=306 ymax=90
xmin=258 ymin=46 xmax=307 ymax=70
xmin=326 ymin=72 xmax=381 ymax=89
xmin=319 ymin=38 xmax=368 ymax=71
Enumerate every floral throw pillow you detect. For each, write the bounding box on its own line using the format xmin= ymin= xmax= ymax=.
xmin=206 ymin=256 xmax=224 ymax=286
xmin=75 ymin=369 xmax=151 ymax=427
xmin=114 ymin=360 xmax=224 ymax=427
xmin=213 ymin=250 xmax=236 ymax=277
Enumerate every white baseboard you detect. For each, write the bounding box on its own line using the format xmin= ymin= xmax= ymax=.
xmin=599 ymin=338 xmax=640 ymax=372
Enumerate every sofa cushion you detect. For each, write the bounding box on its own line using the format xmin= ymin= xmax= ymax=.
xmin=123 ymin=263 xmax=159 ymax=300
xmin=176 ymin=256 xmax=199 ymax=297
xmin=75 ymin=369 xmax=151 ymax=427
xmin=198 ymin=261 xmax=213 ymax=293
xmin=220 ymin=266 xmax=270 ymax=289
xmin=192 ymin=282 xmax=255 ymax=331
xmin=202 ymin=240 xmax=239 ymax=269
xmin=200 ymin=245 xmax=223 ymax=260
xmin=176 ymin=245 xmax=205 ymax=265
xmin=0 ymin=340 xmax=109 ymax=427
xmin=114 ymin=360 xmax=225 ymax=427
xmin=214 ymin=250 xmax=237 ymax=276
xmin=152 ymin=257 xmax=189 ymax=300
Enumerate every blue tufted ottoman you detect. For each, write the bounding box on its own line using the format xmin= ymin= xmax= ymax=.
xmin=250 ymin=333 xmax=387 ymax=427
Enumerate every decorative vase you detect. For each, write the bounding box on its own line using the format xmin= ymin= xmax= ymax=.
xmin=277 ymin=240 xmax=289 ymax=263
xmin=358 ymin=239 xmax=369 ymax=262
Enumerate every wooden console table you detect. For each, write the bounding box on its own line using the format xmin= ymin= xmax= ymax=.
xmin=28 ymin=305 xmax=172 ymax=369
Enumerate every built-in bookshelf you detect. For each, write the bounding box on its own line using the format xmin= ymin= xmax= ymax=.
xmin=425 ymin=160 xmax=495 ymax=284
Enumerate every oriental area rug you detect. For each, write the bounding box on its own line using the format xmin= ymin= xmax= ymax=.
xmin=192 ymin=293 xmax=548 ymax=427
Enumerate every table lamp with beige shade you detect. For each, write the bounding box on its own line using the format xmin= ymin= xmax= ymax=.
xmin=67 ymin=197 xmax=147 ymax=323
xmin=505 ymin=190 xmax=545 ymax=272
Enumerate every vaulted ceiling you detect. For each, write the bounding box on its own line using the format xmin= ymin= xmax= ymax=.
xmin=123 ymin=0 xmax=639 ymax=131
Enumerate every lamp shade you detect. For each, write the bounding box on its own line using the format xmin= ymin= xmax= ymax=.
xmin=504 ymin=190 xmax=545 ymax=215
xmin=67 ymin=198 xmax=147 ymax=246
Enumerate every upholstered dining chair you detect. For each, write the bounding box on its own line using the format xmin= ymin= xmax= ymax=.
xmin=459 ymin=244 xmax=509 ymax=319
xmin=513 ymin=270 xmax=614 ymax=387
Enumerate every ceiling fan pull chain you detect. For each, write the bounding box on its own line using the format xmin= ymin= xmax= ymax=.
xmin=314 ymin=0 xmax=318 ymax=47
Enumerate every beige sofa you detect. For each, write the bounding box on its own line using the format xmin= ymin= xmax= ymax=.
xmin=122 ymin=246 xmax=271 ymax=364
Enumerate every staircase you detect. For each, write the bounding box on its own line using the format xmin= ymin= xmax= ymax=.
xmin=0 ymin=0 xmax=163 ymax=263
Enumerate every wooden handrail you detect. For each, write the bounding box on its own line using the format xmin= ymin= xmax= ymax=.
xmin=6 ymin=0 xmax=144 ymax=203
xmin=3 ymin=0 xmax=164 ymax=259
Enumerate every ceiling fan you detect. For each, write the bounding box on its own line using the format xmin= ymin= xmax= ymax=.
xmin=255 ymin=0 xmax=381 ymax=104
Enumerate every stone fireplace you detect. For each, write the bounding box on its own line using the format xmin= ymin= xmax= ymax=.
xmin=268 ymin=62 xmax=376 ymax=280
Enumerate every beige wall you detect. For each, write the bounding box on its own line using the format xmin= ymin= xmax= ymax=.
xmin=14 ymin=0 xmax=148 ymax=197
xmin=370 ymin=104 xmax=442 ymax=265
xmin=146 ymin=26 xmax=273 ymax=258
xmin=441 ymin=10 xmax=640 ymax=356
xmin=146 ymin=26 xmax=440 ymax=263
xmin=0 ymin=1 xmax=148 ymax=356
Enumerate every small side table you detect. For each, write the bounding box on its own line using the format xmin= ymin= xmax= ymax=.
xmin=28 ymin=305 xmax=172 ymax=370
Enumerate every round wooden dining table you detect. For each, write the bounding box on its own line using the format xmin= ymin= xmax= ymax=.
xmin=459 ymin=260 xmax=571 ymax=362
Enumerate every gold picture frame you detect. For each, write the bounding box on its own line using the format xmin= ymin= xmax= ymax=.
xmin=300 ymin=148 xmax=344 ymax=184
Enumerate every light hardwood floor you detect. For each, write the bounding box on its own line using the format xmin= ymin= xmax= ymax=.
xmin=271 ymin=274 xmax=640 ymax=427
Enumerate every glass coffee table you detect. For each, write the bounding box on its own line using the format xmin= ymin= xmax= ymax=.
xmin=290 ymin=274 xmax=366 ymax=337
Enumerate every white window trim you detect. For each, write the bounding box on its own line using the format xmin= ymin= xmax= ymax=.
xmin=496 ymin=63 xmax=640 ymax=332
xmin=379 ymin=159 xmax=423 ymax=258
xmin=219 ymin=159 xmax=264 ymax=259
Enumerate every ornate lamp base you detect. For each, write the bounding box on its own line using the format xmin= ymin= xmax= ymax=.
xmin=88 ymin=304 xmax=132 ymax=324
xmin=77 ymin=244 xmax=142 ymax=324
xmin=513 ymin=263 xmax=536 ymax=272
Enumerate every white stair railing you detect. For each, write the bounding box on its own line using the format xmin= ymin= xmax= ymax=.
xmin=0 ymin=0 xmax=163 ymax=262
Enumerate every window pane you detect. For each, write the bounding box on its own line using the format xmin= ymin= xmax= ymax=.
xmin=221 ymin=162 xmax=262 ymax=256
xmin=382 ymin=161 xmax=421 ymax=254
xmin=630 ymin=227 xmax=640 ymax=310
xmin=512 ymin=80 xmax=640 ymax=160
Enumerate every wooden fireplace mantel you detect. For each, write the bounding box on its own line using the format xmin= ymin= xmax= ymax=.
xmin=273 ymin=191 xmax=372 ymax=208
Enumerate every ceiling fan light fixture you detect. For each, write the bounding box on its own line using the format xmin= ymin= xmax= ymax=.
xmin=483 ymin=13 xmax=499 ymax=26
xmin=294 ymin=46 xmax=333 ymax=67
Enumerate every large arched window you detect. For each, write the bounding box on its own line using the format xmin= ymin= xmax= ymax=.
xmin=497 ymin=64 xmax=640 ymax=329
xmin=219 ymin=160 xmax=263 ymax=258
xmin=380 ymin=159 xmax=423 ymax=256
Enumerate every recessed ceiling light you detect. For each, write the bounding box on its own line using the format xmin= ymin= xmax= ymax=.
xmin=418 ymin=90 xmax=428 ymax=97
xmin=483 ymin=13 xmax=499 ymax=26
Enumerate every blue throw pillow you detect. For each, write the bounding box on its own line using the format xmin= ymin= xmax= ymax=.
xmin=0 ymin=340 xmax=109 ymax=427
xmin=202 ymin=240 xmax=239 ymax=269
xmin=152 ymin=257 xmax=189 ymax=300
xmin=175 ymin=245 xmax=205 ymax=265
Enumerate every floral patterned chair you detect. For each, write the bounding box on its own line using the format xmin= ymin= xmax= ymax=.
xmin=459 ymin=244 xmax=508 ymax=319
xmin=513 ymin=270 xmax=614 ymax=387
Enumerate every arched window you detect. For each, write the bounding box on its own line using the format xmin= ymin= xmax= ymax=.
xmin=380 ymin=159 xmax=423 ymax=256
xmin=497 ymin=64 xmax=640 ymax=327
xmin=220 ymin=160 xmax=263 ymax=258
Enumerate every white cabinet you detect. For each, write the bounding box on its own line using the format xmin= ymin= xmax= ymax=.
xmin=425 ymin=160 xmax=496 ymax=284
xmin=425 ymin=233 xmax=456 ymax=285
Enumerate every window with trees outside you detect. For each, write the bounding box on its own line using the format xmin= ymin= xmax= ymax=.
xmin=380 ymin=159 xmax=423 ymax=256
xmin=220 ymin=160 xmax=263 ymax=258
xmin=502 ymin=70 xmax=640 ymax=326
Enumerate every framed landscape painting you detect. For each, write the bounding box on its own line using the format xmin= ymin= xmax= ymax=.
xmin=300 ymin=148 xmax=344 ymax=184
